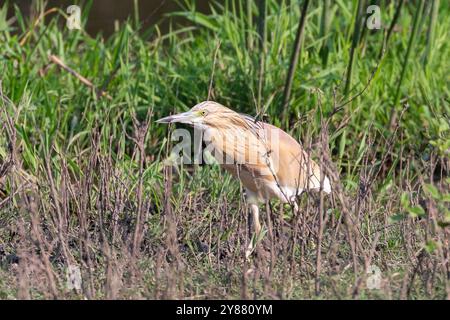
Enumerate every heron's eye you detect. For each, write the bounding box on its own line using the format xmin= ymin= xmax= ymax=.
xmin=200 ymin=110 xmax=207 ymax=116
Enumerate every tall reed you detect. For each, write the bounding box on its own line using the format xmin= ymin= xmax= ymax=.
xmin=319 ymin=0 xmax=331 ymax=67
xmin=393 ymin=0 xmax=425 ymax=108
xmin=257 ymin=0 xmax=266 ymax=114
xmin=343 ymin=0 xmax=365 ymax=97
xmin=424 ymin=0 xmax=440 ymax=67
xmin=281 ymin=0 xmax=310 ymax=125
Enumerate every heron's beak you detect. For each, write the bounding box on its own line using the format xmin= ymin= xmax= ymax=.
xmin=156 ymin=111 xmax=196 ymax=125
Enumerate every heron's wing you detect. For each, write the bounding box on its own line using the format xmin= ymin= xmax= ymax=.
xmin=245 ymin=116 xmax=328 ymax=190
xmin=220 ymin=114 xmax=330 ymax=201
xmin=238 ymin=113 xmax=265 ymax=138
xmin=262 ymin=123 xmax=330 ymax=193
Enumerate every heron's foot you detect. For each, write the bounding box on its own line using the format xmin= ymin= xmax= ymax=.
xmin=245 ymin=244 xmax=256 ymax=260
xmin=245 ymin=227 xmax=267 ymax=260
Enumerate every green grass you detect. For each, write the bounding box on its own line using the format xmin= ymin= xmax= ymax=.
xmin=0 ymin=0 xmax=449 ymax=299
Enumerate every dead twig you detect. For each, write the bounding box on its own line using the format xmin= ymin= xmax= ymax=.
xmin=48 ymin=54 xmax=113 ymax=100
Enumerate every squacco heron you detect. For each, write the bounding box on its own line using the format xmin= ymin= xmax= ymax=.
xmin=157 ymin=101 xmax=331 ymax=257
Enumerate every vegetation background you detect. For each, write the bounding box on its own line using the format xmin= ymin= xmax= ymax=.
xmin=0 ymin=0 xmax=449 ymax=299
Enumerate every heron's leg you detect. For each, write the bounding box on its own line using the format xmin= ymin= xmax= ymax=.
xmin=245 ymin=203 xmax=261 ymax=259
xmin=293 ymin=201 xmax=299 ymax=215
xmin=251 ymin=203 xmax=261 ymax=234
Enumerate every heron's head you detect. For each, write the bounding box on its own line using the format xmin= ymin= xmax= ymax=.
xmin=156 ymin=101 xmax=241 ymax=130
